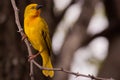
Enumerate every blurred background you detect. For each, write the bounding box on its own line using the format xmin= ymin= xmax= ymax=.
xmin=0 ymin=0 xmax=120 ymax=80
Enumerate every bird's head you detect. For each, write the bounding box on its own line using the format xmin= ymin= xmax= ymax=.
xmin=24 ymin=4 xmax=43 ymax=18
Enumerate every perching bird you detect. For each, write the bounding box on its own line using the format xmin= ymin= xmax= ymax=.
xmin=24 ymin=4 xmax=54 ymax=77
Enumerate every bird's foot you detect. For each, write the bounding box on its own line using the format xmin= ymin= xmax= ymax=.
xmin=22 ymin=34 xmax=27 ymax=41
xmin=28 ymin=52 xmax=40 ymax=61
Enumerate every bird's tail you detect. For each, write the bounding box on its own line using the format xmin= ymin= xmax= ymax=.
xmin=40 ymin=51 xmax=54 ymax=77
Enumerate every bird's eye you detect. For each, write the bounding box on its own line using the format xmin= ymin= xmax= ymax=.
xmin=31 ymin=6 xmax=35 ymax=9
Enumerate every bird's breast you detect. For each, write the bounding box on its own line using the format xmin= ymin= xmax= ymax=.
xmin=24 ymin=18 xmax=44 ymax=51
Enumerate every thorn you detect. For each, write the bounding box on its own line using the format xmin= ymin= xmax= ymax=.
xmin=88 ymin=74 xmax=95 ymax=79
xmin=30 ymin=73 xmax=34 ymax=77
xmin=15 ymin=7 xmax=19 ymax=12
xmin=17 ymin=28 xmax=23 ymax=32
xmin=75 ymin=72 xmax=79 ymax=77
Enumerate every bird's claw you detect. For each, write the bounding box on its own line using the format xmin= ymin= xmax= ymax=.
xmin=28 ymin=53 xmax=39 ymax=61
xmin=28 ymin=55 xmax=36 ymax=61
xmin=22 ymin=34 xmax=27 ymax=41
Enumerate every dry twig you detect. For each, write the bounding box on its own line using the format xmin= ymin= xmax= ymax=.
xmin=11 ymin=0 xmax=114 ymax=80
xmin=32 ymin=60 xmax=114 ymax=80
xmin=11 ymin=0 xmax=34 ymax=80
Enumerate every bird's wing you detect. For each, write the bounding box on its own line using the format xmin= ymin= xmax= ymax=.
xmin=42 ymin=30 xmax=52 ymax=55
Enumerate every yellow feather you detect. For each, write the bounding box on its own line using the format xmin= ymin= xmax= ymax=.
xmin=24 ymin=4 xmax=54 ymax=77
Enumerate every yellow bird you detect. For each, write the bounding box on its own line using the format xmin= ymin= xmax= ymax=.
xmin=24 ymin=4 xmax=54 ymax=77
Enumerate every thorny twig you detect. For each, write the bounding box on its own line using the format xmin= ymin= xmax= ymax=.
xmin=11 ymin=0 xmax=34 ymax=80
xmin=32 ymin=60 xmax=114 ymax=80
xmin=11 ymin=0 xmax=115 ymax=80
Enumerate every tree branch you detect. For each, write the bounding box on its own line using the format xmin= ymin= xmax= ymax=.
xmin=32 ymin=60 xmax=114 ymax=80
xmin=11 ymin=0 xmax=114 ymax=80
xmin=10 ymin=0 xmax=34 ymax=80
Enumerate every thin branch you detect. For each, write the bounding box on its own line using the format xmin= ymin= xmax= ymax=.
xmin=32 ymin=60 xmax=114 ymax=80
xmin=10 ymin=0 xmax=34 ymax=80
xmin=11 ymin=0 xmax=115 ymax=80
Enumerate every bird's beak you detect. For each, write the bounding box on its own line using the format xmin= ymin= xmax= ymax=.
xmin=36 ymin=5 xmax=43 ymax=10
